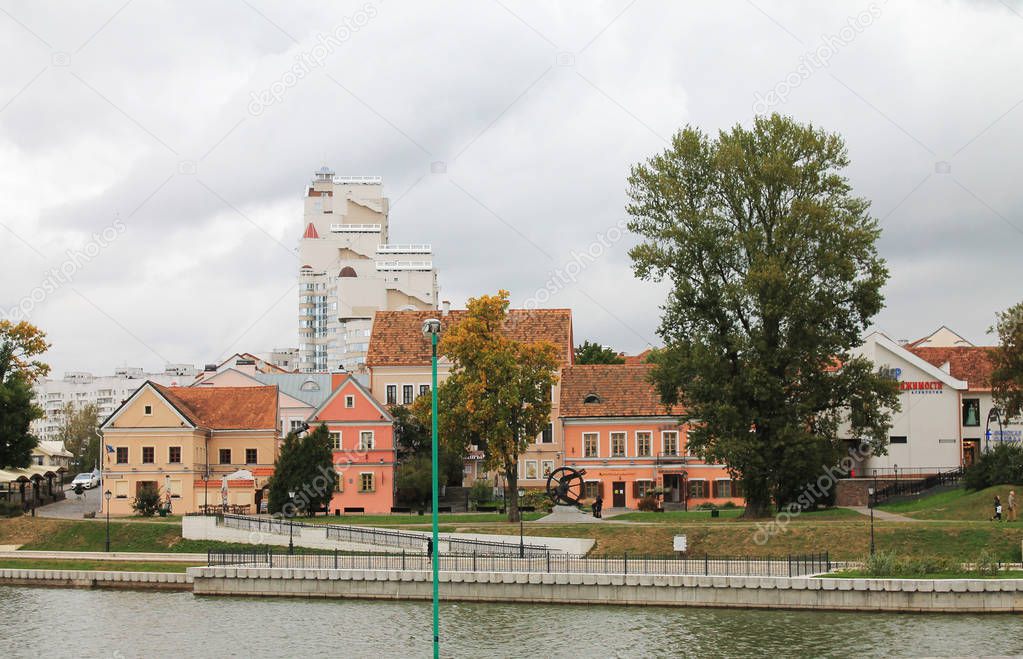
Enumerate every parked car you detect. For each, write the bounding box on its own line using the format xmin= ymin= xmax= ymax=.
xmin=71 ymin=472 xmax=100 ymax=490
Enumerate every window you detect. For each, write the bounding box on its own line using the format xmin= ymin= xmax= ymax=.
xmin=540 ymin=423 xmax=553 ymax=444
xmin=143 ymin=404 xmax=152 ymax=415
xmin=114 ymin=480 xmax=128 ymax=498
xmin=583 ymin=393 xmax=602 ymax=404
xmin=583 ymin=481 xmax=602 ymax=499
xmin=636 ymin=432 xmax=652 ymax=457
xmin=635 ymin=480 xmax=655 ymax=498
xmin=541 ymin=460 xmax=554 ymax=478
xmin=245 ymin=448 xmax=258 ymax=464
xmin=168 ymin=446 xmax=181 ymax=464
xmin=359 ymin=431 xmax=374 ymax=450
xmin=583 ymin=433 xmax=598 ymax=457
xmin=689 ymin=479 xmax=707 ymax=498
xmin=962 ymin=399 xmax=980 ymax=427
xmin=419 ymin=384 xmax=430 ymax=398
xmin=524 ymin=460 xmax=538 ymax=480
xmin=662 ymin=431 xmax=679 ymax=456
xmin=890 ymin=436 xmax=908 ymax=444
xmin=713 ymin=480 xmax=733 ymax=498
xmin=402 ymin=385 xmax=414 ymax=404
xmin=219 ymin=449 xmax=232 ymax=464
xmin=610 ymin=432 xmax=626 ymax=457
xmin=290 ymin=420 xmax=304 ymax=432
xmin=344 ymin=395 xmax=355 ymax=409
xmin=334 ymin=471 xmax=344 ymax=492
xmin=168 ymin=479 xmax=181 ymax=499
xmin=116 ymin=447 xmax=128 ymax=464
xmin=359 ymin=473 xmax=375 ymax=493
xmin=329 ymin=432 xmax=341 ymax=450
xmin=386 ymin=385 xmax=397 ymax=405
xmin=142 ymin=447 xmax=154 ymax=464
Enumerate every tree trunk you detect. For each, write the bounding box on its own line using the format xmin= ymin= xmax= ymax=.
xmin=740 ymin=477 xmax=773 ymax=518
xmin=506 ymin=464 xmax=519 ymax=523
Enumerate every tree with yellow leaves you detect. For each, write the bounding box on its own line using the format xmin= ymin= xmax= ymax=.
xmin=0 ymin=320 xmax=50 ymax=468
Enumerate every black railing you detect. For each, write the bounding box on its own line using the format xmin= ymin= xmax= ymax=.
xmin=214 ymin=513 xmax=549 ymax=556
xmin=872 ymin=466 xmax=964 ymax=505
xmin=207 ymin=548 xmax=831 ymax=578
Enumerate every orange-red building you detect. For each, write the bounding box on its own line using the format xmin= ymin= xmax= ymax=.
xmin=560 ymin=364 xmax=743 ymax=510
xmin=307 ymin=373 xmax=396 ymax=514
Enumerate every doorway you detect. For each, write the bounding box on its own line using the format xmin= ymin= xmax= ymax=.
xmin=612 ymin=481 xmax=626 ymax=508
xmin=963 ymin=439 xmax=979 ymax=468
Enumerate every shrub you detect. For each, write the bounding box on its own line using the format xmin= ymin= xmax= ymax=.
xmin=0 ymin=500 xmax=22 ymax=518
xmin=517 ymin=489 xmax=553 ymax=513
xmin=131 ymin=484 xmax=162 ymax=517
xmin=964 ymin=442 xmax=1023 ymax=491
xmin=469 ymin=480 xmax=493 ymax=506
xmin=721 ymin=501 xmax=737 ymax=509
xmin=864 ymin=550 xmax=899 ymax=577
xmin=973 ymin=550 xmax=1001 ymax=576
xmin=637 ymin=495 xmax=659 ymax=512
xmin=696 ymin=502 xmax=717 ymax=510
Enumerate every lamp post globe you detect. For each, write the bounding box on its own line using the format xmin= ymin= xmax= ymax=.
xmin=421 ymin=317 xmax=442 ymax=659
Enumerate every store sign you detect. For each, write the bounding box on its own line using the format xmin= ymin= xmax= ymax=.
xmin=899 ymin=380 xmax=943 ymax=393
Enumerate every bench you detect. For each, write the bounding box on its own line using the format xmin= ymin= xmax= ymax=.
xmin=343 ymin=507 xmax=365 ymax=514
xmin=476 ymin=504 xmax=505 ymax=513
xmin=518 ymin=505 xmax=536 ymax=512
xmin=390 ymin=506 xmax=412 ymax=514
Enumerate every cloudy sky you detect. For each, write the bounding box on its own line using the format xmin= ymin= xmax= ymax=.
xmin=2 ymin=0 xmax=1022 ymax=376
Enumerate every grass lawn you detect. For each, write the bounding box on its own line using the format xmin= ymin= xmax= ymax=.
xmin=0 ymin=558 xmax=199 ymax=572
xmin=879 ymin=484 xmax=1023 ymax=521
xmin=293 ymin=512 xmax=545 ymax=526
xmin=826 ymin=569 xmax=1023 ymax=580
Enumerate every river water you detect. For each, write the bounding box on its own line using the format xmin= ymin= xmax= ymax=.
xmin=3 ymin=585 xmax=1021 ymax=658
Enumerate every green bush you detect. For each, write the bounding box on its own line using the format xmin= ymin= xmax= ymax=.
xmin=469 ymin=480 xmax=493 ymax=505
xmin=131 ymin=484 xmax=162 ymax=517
xmin=517 ymin=489 xmax=553 ymax=513
xmin=696 ymin=502 xmax=718 ymax=510
xmin=964 ymin=442 xmax=1023 ymax=491
xmin=0 ymin=499 xmax=22 ymax=518
xmin=973 ymin=550 xmax=1001 ymax=576
xmin=721 ymin=501 xmax=737 ymax=509
xmin=637 ymin=495 xmax=659 ymax=512
xmin=864 ymin=550 xmax=899 ymax=577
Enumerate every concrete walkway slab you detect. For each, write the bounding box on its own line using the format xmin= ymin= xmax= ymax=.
xmin=841 ymin=506 xmax=918 ymax=523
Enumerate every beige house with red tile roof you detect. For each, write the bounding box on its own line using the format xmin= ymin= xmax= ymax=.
xmin=366 ymin=307 xmax=574 ymax=490
xmin=99 ymin=382 xmax=279 ymax=515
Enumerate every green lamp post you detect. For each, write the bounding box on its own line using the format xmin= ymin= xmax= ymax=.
xmin=421 ymin=317 xmax=442 ymax=659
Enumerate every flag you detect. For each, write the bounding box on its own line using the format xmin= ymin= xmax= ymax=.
xmin=105 ymin=445 xmax=115 ymax=453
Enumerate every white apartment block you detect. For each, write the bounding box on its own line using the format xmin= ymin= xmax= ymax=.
xmin=30 ymin=364 xmax=198 ymax=440
xmin=297 ymin=167 xmax=439 ymax=372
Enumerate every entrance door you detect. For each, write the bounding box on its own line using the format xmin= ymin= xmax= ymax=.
xmin=963 ymin=439 xmax=979 ymax=468
xmin=612 ymin=481 xmax=626 ymax=508
xmin=663 ymin=475 xmax=680 ymax=503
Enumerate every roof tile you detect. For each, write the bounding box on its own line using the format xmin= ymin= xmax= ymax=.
xmin=907 ymin=346 xmax=996 ymax=391
xmin=560 ymin=364 xmax=683 ymax=418
xmin=152 ymin=383 xmax=277 ymax=430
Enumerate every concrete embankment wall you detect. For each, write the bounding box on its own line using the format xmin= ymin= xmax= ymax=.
xmin=189 ymin=566 xmax=1023 ymax=613
xmin=0 ymin=568 xmax=191 ymax=591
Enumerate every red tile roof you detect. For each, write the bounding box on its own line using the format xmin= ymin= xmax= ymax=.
xmin=302 ymin=222 xmax=320 ymax=239
xmin=622 ymin=349 xmax=653 ymax=365
xmin=560 ymin=364 xmax=684 ymax=418
xmin=153 ymin=383 xmax=278 ymax=430
xmin=906 ymin=346 xmax=996 ymax=391
xmin=366 ymin=309 xmax=574 ymax=367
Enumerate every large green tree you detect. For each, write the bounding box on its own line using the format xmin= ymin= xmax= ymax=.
xmin=990 ymin=301 xmax=1023 ymax=420
xmin=58 ymin=403 xmax=101 ymax=473
xmin=267 ymin=424 xmax=336 ymax=516
xmin=439 ymin=291 xmax=560 ymax=522
xmin=627 ymin=114 xmax=899 ymax=517
xmin=574 ymin=340 xmax=625 ymax=364
xmin=0 ymin=321 xmax=49 ymax=468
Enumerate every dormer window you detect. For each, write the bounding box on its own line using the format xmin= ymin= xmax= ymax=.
xmin=583 ymin=393 xmax=602 ymax=404
xmin=300 ymin=379 xmax=320 ymax=392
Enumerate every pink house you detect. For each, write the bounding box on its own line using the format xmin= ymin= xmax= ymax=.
xmin=308 ymin=373 xmax=396 ymax=514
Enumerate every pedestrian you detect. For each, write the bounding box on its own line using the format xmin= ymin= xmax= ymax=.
xmin=426 ymin=537 xmax=433 ymax=562
xmin=595 ymin=494 xmax=604 ymax=519
xmin=1009 ymin=490 xmax=1017 ymax=522
xmin=590 ymin=498 xmax=598 ymax=518
xmin=992 ymin=495 xmax=1002 ymax=522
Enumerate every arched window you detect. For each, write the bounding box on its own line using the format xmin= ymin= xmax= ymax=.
xmin=583 ymin=393 xmax=602 ymax=404
xmin=300 ymin=379 xmax=320 ymax=392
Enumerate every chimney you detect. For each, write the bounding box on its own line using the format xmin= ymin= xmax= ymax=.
xmin=442 ymin=300 xmax=450 ymax=317
xmin=203 ymin=364 xmax=217 ymax=373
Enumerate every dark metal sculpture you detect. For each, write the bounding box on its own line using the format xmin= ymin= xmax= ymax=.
xmin=545 ymin=466 xmax=586 ymax=506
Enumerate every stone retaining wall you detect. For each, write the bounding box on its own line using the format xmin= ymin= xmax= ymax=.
xmin=0 ymin=568 xmax=192 ymax=591
xmin=189 ymin=566 xmax=1023 ymax=613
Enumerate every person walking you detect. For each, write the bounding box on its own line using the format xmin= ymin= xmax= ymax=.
xmin=992 ymin=495 xmax=1002 ymax=522
xmin=1008 ymin=490 xmax=1017 ymax=522
xmin=594 ymin=494 xmax=604 ymax=519
xmin=426 ymin=537 xmax=433 ymax=563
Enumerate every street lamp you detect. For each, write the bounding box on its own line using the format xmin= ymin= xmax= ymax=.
xmin=104 ymin=490 xmax=112 ymax=552
xmin=287 ymin=489 xmax=296 ymax=555
xmin=867 ymin=486 xmax=875 ymax=557
xmin=422 ymin=317 xmax=442 ymax=659
xmin=518 ymin=488 xmax=525 ymax=558
xmin=985 ymin=407 xmax=1004 ymax=454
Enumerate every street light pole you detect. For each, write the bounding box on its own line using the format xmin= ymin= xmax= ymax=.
xmin=288 ymin=489 xmax=295 ymax=555
xmin=867 ymin=486 xmax=875 ymax=557
xmin=422 ymin=318 xmax=442 ymax=659
xmin=104 ymin=490 xmax=112 ymax=552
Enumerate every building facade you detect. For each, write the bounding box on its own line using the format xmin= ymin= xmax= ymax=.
xmin=365 ymin=307 xmax=574 ymax=492
xmin=31 ymin=364 xmax=198 ymax=441
xmin=99 ymin=382 xmax=278 ymax=515
xmin=307 ymin=374 xmax=396 ymax=514
xmin=560 ymin=364 xmax=742 ymax=510
xmin=297 ymin=167 xmax=439 ymax=373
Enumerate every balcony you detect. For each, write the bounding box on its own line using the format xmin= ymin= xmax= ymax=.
xmin=656 ymin=452 xmax=687 ymax=465
xmin=375 ymin=260 xmax=433 ymax=271
xmin=376 ymin=243 xmax=431 ymax=254
xmin=330 ymin=223 xmax=381 ymax=233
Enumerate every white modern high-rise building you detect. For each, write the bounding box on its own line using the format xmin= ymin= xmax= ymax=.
xmin=297 ymin=167 xmax=439 ymax=372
